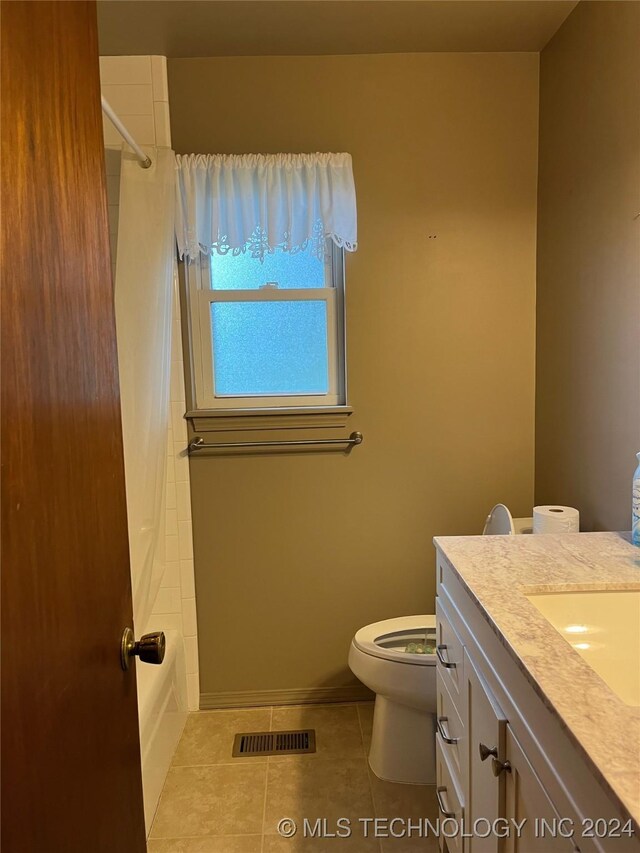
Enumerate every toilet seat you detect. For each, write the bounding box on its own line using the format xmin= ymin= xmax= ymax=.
xmin=353 ymin=615 xmax=436 ymax=666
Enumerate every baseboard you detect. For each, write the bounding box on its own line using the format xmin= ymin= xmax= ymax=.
xmin=199 ymin=684 xmax=374 ymax=710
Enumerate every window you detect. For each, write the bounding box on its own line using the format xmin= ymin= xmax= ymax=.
xmin=186 ymin=241 xmax=346 ymax=412
xmin=175 ymin=151 xmax=357 ymax=421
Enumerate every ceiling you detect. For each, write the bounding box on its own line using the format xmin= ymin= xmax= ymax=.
xmin=97 ymin=0 xmax=579 ymax=57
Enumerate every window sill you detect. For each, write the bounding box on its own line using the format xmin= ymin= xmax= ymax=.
xmin=186 ymin=405 xmax=353 ymax=433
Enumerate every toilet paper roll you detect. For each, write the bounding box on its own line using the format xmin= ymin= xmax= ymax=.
xmin=533 ymin=505 xmax=580 ymax=534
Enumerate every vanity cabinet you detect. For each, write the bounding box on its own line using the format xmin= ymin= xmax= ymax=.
xmin=434 ymin=547 xmax=639 ymax=853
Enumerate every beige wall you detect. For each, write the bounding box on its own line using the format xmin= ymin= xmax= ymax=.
xmin=536 ymin=2 xmax=640 ymax=531
xmin=169 ymin=53 xmax=539 ymax=703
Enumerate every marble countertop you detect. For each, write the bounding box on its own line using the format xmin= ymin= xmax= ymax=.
xmin=433 ymin=531 xmax=640 ymax=827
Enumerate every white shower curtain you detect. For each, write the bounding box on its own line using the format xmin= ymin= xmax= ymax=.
xmin=115 ymin=147 xmax=175 ymax=633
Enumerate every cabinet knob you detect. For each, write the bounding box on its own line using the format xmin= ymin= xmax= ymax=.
xmin=491 ymin=757 xmax=512 ymax=777
xmin=479 ymin=742 xmax=498 ymax=762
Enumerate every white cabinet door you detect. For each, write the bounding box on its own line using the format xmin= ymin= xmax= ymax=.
xmin=465 ymin=650 xmax=507 ymax=853
xmin=503 ymin=724 xmax=578 ymax=853
xmin=436 ymin=597 xmax=465 ymax=708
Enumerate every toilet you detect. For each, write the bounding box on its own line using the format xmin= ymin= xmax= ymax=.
xmin=349 ymin=503 xmax=534 ymax=786
xmin=348 ymin=615 xmax=437 ymax=785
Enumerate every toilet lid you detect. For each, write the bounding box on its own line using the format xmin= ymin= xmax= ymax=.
xmin=483 ymin=503 xmax=515 ymax=535
xmin=353 ymin=615 xmax=437 ymax=665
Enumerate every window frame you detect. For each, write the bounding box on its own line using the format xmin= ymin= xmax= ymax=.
xmin=183 ymin=241 xmax=348 ymax=417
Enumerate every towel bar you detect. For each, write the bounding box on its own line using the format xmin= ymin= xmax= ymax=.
xmin=187 ymin=431 xmax=363 ymax=454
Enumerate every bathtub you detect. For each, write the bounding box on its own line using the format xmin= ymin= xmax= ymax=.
xmin=136 ymin=629 xmax=188 ymax=832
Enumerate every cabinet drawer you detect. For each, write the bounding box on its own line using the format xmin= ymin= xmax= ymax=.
xmin=436 ymin=672 xmax=465 ymax=784
xmin=437 ymin=553 xmax=456 ymax=596
xmin=436 ymin=596 xmax=465 ymax=708
xmin=436 ymin=737 xmax=465 ymax=853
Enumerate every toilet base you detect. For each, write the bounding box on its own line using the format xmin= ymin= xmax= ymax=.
xmin=367 ymin=695 xmax=436 ymax=785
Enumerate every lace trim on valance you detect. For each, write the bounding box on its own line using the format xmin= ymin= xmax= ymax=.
xmin=184 ymin=220 xmax=356 ymax=263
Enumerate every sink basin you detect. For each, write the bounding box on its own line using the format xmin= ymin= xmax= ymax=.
xmin=526 ymin=588 xmax=640 ymax=707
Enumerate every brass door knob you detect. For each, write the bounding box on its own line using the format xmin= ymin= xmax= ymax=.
xmin=120 ymin=628 xmax=166 ymax=670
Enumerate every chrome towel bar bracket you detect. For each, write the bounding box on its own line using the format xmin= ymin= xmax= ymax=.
xmin=188 ymin=430 xmax=363 ymax=455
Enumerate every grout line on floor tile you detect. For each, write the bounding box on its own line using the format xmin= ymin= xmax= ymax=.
xmin=355 ymin=706 xmax=381 ymax=850
xmin=366 ymin=767 xmax=385 ymax=853
xmin=260 ymin=706 xmax=273 ymax=853
xmin=151 ymin=831 xmax=265 ymax=840
xmin=356 ymin=704 xmax=367 ymax=757
xmin=170 ymin=759 xmax=269 ymax=768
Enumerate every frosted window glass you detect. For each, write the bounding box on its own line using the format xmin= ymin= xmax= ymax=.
xmin=210 ymin=244 xmax=326 ymax=290
xmin=211 ymin=301 xmax=329 ymax=395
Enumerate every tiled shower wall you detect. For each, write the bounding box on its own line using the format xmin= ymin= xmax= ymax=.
xmin=100 ymin=55 xmax=199 ymax=711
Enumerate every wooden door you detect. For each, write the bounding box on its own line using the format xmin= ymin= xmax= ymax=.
xmin=1 ymin=3 xmax=146 ymax=851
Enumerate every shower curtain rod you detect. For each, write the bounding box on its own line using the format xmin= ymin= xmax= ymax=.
xmin=101 ymin=95 xmax=152 ymax=169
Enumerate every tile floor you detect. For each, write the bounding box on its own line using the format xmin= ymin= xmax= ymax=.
xmin=148 ymin=702 xmax=438 ymax=852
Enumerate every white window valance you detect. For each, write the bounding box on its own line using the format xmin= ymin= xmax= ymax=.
xmin=174 ymin=152 xmax=357 ymax=262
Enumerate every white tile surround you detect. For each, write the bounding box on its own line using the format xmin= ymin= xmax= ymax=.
xmin=100 ymin=55 xmax=199 ymax=711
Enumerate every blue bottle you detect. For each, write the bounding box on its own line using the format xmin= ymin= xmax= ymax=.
xmin=633 ymin=452 xmax=640 ymax=546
